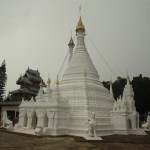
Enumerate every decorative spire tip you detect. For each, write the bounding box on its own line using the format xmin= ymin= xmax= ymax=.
xmin=76 ymin=6 xmax=85 ymax=33
xmin=47 ymin=77 xmax=51 ymax=85
xmin=68 ymin=36 xmax=75 ymax=46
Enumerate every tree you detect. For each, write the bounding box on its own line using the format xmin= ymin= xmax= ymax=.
xmin=131 ymin=74 xmax=150 ymax=114
xmin=0 ymin=60 xmax=7 ymax=101
xmin=102 ymin=76 xmax=126 ymax=100
xmin=102 ymin=81 xmax=109 ymax=91
xmin=112 ymin=77 xmax=126 ymax=100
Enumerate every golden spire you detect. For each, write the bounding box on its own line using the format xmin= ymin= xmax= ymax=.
xmin=76 ymin=16 xmax=85 ymax=32
xmin=47 ymin=77 xmax=51 ymax=85
xmin=68 ymin=36 xmax=75 ymax=46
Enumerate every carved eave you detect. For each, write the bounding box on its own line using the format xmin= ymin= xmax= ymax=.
xmin=10 ymin=88 xmax=36 ymax=95
xmin=16 ymin=76 xmax=32 ymax=85
xmin=25 ymin=72 xmax=41 ymax=82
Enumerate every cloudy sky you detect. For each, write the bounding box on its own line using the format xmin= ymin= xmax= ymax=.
xmin=0 ymin=0 xmax=150 ymax=93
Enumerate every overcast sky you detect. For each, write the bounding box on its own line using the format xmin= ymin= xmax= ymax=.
xmin=0 ymin=0 xmax=150 ymax=93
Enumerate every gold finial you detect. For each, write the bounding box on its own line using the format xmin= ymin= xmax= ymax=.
xmin=84 ymin=69 xmax=87 ymax=77
xmin=47 ymin=77 xmax=51 ymax=85
xmin=56 ymin=78 xmax=59 ymax=85
xmin=68 ymin=36 xmax=75 ymax=46
xmin=76 ymin=16 xmax=85 ymax=32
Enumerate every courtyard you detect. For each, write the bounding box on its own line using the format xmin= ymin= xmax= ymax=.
xmin=0 ymin=131 xmax=150 ymax=150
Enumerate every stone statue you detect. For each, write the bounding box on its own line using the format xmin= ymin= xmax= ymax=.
xmin=88 ymin=112 xmax=96 ymax=137
xmin=1 ymin=111 xmax=13 ymax=130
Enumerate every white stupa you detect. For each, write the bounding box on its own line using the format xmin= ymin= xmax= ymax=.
xmin=110 ymin=73 xmax=144 ymax=135
xmin=60 ymin=16 xmax=114 ymax=136
xmin=13 ymin=15 xmax=144 ymax=137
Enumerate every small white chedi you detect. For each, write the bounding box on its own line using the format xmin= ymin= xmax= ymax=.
xmin=15 ymin=16 xmax=142 ymax=137
xmin=110 ymin=74 xmax=140 ymax=134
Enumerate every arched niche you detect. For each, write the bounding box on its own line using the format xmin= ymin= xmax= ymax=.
xmin=32 ymin=112 xmax=37 ymax=129
xmin=23 ymin=113 xmax=28 ymax=127
xmin=127 ymin=118 xmax=132 ymax=129
xmin=43 ymin=113 xmax=48 ymax=127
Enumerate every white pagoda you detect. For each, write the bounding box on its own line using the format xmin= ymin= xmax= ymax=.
xmin=59 ymin=17 xmax=114 ymax=136
xmin=13 ymin=16 xmax=143 ymax=137
xmin=111 ymin=73 xmax=140 ymax=134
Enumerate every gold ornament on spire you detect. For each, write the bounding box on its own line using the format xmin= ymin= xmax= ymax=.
xmin=47 ymin=77 xmax=51 ymax=85
xmin=76 ymin=16 xmax=85 ymax=32
xmin=68 ymin=36 xmax=75 ymax=46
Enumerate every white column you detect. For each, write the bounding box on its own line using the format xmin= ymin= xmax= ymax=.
xmin=18 ymin=109 xmax=26 ymax=126
xmin=27 ymin=109 xmax=34 ymax=128
xmin=36 ymin=109 xmax=46 ymax=127
xmin=47 ymin=110 xmax=56 ymax=129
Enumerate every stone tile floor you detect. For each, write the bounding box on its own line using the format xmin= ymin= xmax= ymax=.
xmin=0 ymin=131 xmax=150 ymax=150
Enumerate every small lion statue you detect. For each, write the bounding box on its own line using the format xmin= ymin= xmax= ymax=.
xmin=1 ymin=111 xmax=13 ymax=130
xmin=88 ymin=112 xmax=97 ymax=137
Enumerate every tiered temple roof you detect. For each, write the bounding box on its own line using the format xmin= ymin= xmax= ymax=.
xmin=4 ymin=68 xmax=43 ymax=102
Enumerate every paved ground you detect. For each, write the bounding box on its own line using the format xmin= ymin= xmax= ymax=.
xmin=0 ymin=131 xmax=150 ymax=150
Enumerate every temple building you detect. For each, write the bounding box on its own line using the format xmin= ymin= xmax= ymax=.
xmin=0 ymin=68 xmax=43 ymax=123
xmin=12 ymin=16 xmax=143 ymax=137
xmin=5 ymin=67 xmax=42 ymax=102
